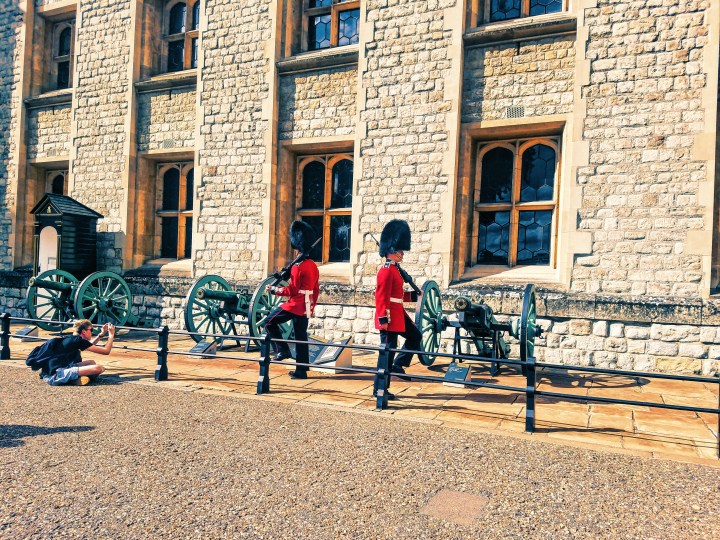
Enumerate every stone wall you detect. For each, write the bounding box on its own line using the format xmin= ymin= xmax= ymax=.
xmin=0 ymin=1 xmax=24 ymax=271
xmin=136 ymin=88 xmax=196 ymax=152
xmin=195 ymin=0 xmax=273 ymax=282
xmin=573 ymin=0 xmax=711 ymax=297
xmin=70 ymin=0 xmax=132 ymax=272
xmin=278 ymin=66 xmax=357 ymax=140
xmin=26 ymin=104 xmax=72 ymax=159
xmin=355 ymin=0 xmax=459 ymax=287
xmin=462 ymin=36 xmax=576 ymax=123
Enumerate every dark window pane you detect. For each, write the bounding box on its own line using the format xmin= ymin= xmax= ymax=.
xmin=329 ymin=215 xmax=351 ymax=262
xmin=169 ymin=3 xmax=186 ymax=34
xmin=480 ymin=146 xmax=513 ymax=203
xmin=161 ymin=217 xmax=178 ymax=258
xmin=56 ymin=61 xmax=70 ymax=89
xmin=162 ymin=168 xmax=180 ymax=210
xmin=58 ymin=27 xmax=72 ymax=56
xmin=520 ymin=144 xmax=555 ymax=202
xmin=330 ymin=159 xmax=353 ymax=208
xmin=191 ymin=37 xmax=198 ymax=68
xmin=517 ymin=211 xmax=551 ymax=265
xmin=184 ymin=217 xmax=193 ymax=259
xmin=185 ymin=168 xmax=194 ymax=210
xmin=302 ymin=216 xmax=323 ymax=262
xmin=308 ymin=15 xmax=331 ymax=50
xmin=309 ymin=0 xmax=331 ymax=7
xmin=302 ymin=161 xmax=325 ymax=209
xmin=477 ymin=211 xmax=509 ymax=265
xmin=338 ymin=9 xmax=360 ymax=46
xmin=489 ymin=0 xmax=521 ymax=22
xmin=191 ymin=1 xmax=200 ymax=30
xmin=529 ymin=0 xmax=562 ymax=16
xmin=51 ymin=174 xmax=65 ymax=195
xmin=167 ymin=40 xmax=184 ymax=72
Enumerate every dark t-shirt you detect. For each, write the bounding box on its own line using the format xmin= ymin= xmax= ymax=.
xmin=42 ymin=335 xmax=92 ymax=376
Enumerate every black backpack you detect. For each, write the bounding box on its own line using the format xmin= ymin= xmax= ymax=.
xmin=25 ymin=337 xmax=66 ymax=371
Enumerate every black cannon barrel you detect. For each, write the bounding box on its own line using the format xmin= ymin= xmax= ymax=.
xmin=196 ymin=288 xmax=246 ymax=301
xmin=28 ymin=277 xmax=74 ymax=292
xmin=454 ymin=296 xmax=488 ymax=315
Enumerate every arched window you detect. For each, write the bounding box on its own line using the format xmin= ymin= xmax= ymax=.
xmin=52 ymin=22 xmax=75 ymax=90
xmin=157 ymin=163 xmax=194 ymax=259
xmin=47 ymin=170 xmax=68 ymax=196
xmin=305 ymin=0 xmax=359 ymax=51
xmin=296 ymin=154 xmax=354 ymax=263
xmin=474 ymin=138 xmax=559 ymax=267
xmin=164 ymin=0 xmax=200 ymax=73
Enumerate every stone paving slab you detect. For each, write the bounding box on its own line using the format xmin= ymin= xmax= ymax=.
xmin=1 ymin=323 xmax=718 ymax=465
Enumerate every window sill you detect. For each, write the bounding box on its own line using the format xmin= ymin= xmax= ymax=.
xmin=277 ymin=45 xmax=359 ymax=75
xmin=127 ymin=258 xmax=193 ymax=278
xmin=459 ymin=264 xmax=565 ymax=291
xmin=464 ymin=13 xmax=577 ymax=48
xmin=135 ymin=70 xmax=198 ymax=94
xmin=318 ymin=262 xmax=351 ymax=284
xmin=25 ymin=88 xmax=73 ymax=109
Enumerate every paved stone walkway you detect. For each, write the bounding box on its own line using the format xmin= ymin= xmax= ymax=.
xmin=2 ymin=323 xmax=719 ymax=465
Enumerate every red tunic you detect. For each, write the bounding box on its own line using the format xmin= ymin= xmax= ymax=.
xmin=271 ymin=258 xmax=319 ymax=316
xmin=374 ymin=261 xmax=414 ymax=332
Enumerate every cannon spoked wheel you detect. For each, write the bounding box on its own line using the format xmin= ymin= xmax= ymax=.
xmin=73 ymin=271 xmax=131 ymax=327
xmin=248 ymin=276 xmax=295 ymax=343
xmin=414 ymin=280 xmax=445 ymax=366
xmin=26 ymin=269 xmax=78 ymax=331
xmin=519 ymin=284 xmax=538 ymax=365
xmin=184 ymin=275 xmax=235 ymax=343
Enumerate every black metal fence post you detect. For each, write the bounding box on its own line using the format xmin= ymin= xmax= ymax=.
xmin=0 ymin=313 xmax=10 ymax=360
xmin=375 ymin=341 xmax=391 ymax=410
xmin=257 ymin=333 xmax=271 ymax=395
xmin=525 ymin=353 xmax=536 ymax=432
xmin=155 ymin=325 xmax=169 ymax=381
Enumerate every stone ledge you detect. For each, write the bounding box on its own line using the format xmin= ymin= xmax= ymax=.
xmin=135 ymin=70 xmax=198 ymax=94
xmin=24 ymin=89 xmax=73 ymax=109
xmin=464 ymin=14 xmax=577 ymax=48
xmin=277 ymin=45 xmax=359 ymax=74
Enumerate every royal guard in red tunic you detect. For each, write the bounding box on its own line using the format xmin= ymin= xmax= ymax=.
xmin=373 ymin=219 xmax=422 ymax=400
xmin=265 ymin=220 xmax=320 ymax=379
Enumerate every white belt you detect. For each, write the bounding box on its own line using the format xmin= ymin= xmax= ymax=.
xmin=390 ymin=297 xmax=403 ymax=304
xmin=299 ymin=289 xmax=313 ymax=316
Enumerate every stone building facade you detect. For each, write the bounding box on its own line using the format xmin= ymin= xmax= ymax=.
xmin=1 ymin=0 xmax=719 ymax=375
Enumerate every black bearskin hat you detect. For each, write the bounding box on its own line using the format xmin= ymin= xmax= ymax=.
xmin=290 ymin=220 xmax=315 ymax=254
xmin=379 ymin=219 xmax=411 ymax=257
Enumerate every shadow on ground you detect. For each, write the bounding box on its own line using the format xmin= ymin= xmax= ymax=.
xmin=0 ymin=424 xmax=95 ymax=448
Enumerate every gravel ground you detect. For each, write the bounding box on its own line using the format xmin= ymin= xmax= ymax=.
xmin=1 ymin=366 xmax=719 ymax=539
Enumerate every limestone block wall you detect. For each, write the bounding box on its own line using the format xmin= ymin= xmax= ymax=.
xmin=26 ymin=104 xmax=72 ymax=159
xmin=195 ymin=0 xmax=273 ymax=282
xmin=278 ymin=66 xmax=357 ymax=140
xmin=70 ymin=0 xmax=132 ymax=272
xmin=355 ymin=0 xmax=460 ymax=287
xmin=136 ymin=88 xmax=196 ymax=152
xmin=573 ymin=0 xmax=712 ymax=297
xmin=462 ymin=36 xmax=576 ymax=123
xmin=0 ymin=1 xmax=24 ymax=271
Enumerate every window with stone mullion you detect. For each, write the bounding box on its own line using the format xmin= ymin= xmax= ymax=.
xmin=305 ymin=0 xmax=360 ymax=51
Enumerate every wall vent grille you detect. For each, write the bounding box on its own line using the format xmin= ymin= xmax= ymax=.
xmin=506 ymin=106 xmax=525 ymax=119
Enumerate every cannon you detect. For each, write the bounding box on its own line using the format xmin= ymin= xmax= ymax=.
xmin=414 ymin=282 xmax=542 ymax=372
xmin=26 ymin=269 xmax=146 ymax=331
xmin=183 ymin=274 xmax=294 ymax=346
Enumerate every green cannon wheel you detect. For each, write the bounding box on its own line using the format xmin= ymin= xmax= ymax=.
xmin=414 ymin=280 xmax=446 ymax=366
xmin=73 ymin=271 xmax=131 ymax=327
xmin=248 ymin=276 xmax=295 ymax=342
xmin=26 ymin=269 xmax=79 ymax=331
xmin=184 ymin=275 xmax=236 ymax=343
xmin=519 ymin=283 xmax=539 ymax=364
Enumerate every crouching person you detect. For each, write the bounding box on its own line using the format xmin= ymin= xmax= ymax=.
xmin=39 ymin=320 xmax=115 ymax=386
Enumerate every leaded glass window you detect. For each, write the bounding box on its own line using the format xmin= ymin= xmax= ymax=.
xmin=157 ymin=163 xmax=194 ymax=259
xmin=480 ymin=0 xmax=563 ymax=25
xmin=164 ymin=0 xmax=200 ymax=73
xmin=305 ymin=0 xmax=360 ymax=51
xmin=296 ymin=154 xmax=354 ymax=263
xmin=474 ymin=137 xmax=559 ymax=266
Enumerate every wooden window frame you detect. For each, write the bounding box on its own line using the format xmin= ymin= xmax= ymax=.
xmin=295 ymin=153 xmax=353 ymax=264
xmin=474 ymin=0 xmax=566 ymax=26
xmin=163 ymin=0 xmax=200 ymax=73
xmin=156 ymin=162 xmax=194 ymax=260
xmin=472 ymin=137 xmax=560 ymax=267
xmin=51 ymin=20 xmax=75 ymax=90
xmin=302 ymin=0 xmax=360 ymax=52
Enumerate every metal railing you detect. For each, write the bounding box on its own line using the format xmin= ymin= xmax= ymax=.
xmin=2 ymin=312 xmax=718 ymax=458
